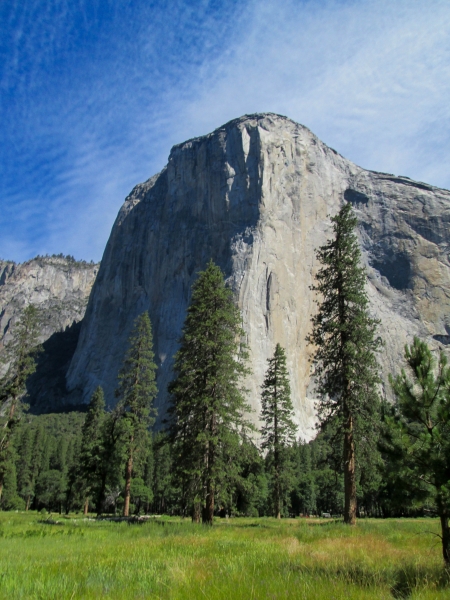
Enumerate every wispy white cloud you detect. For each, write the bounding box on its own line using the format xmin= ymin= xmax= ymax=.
xmin=181 ymin=0 xmax=450 ymax=181
xmin=1 ymin=0 xmax=449 ymax=263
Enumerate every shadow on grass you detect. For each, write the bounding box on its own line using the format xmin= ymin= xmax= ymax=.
xmin=390 ymin=564 xmax=450 ymax=598
xmin=288 ymin=561 xmax=450 ymax=598
xmin=306 ymin=519 xmax=342 ymax=527
xmin=235 ymin=523 xmax=273 ymax=529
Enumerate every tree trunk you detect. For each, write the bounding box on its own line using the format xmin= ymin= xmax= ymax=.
xmin=274 ymin=400 xmax=281 ymax=519
xmin=26 ymin=494 xmax=30 ymax=511
xmin=96 ymin=472 xmax=107 ymax=516
xmin=343 ymin=411 xmax=357 ymax=525
xmin=440 ymin=513 xmax=450 ymax=564
xmin=123 ymin=448 xmax=133 ymax=517
xmin=274 ymin=462 xmax=281 ymax=519
xmin=192 ymin=502 xmax=201 ymax=523
xmin=83 ymin=497 xmax=89 ymax=516
xmin=202 ymin=411 xmax=216 ymax=526
xmin=203 ymin=483 xmax=214 ymax=525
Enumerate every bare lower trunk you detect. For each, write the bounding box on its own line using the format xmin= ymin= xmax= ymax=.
xmin=96 ymin=471 xmax=107 ymax=516
xmin=192 ymin=502 xmax=201 ymax=523
xmin=203 ymin=483 xmax=214 ymax=526
xmin=123 ymin=450 xmax=133 ymax=517
xmin=0 ymin=479 xmax=3 ymax=505
xmin=275 ymin=469 xmax=281 ymax=519
xmin=202 ymin=411 xmax=216 ymax=526
xmin=274 ymin=409 xmax=281 ymax=519
xmin=26 ymin=494 xmax=30 ymax=511
xmin=343 ymin=412 xmax=356 ymax=525
xmin=83 ymin=497 xmax=89 ymax=516
xmin=440 ymin=513 xmax=450 ymax=564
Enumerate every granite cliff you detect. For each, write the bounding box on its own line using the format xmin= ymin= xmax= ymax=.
xmin=0 ymin=256 xmax=98 ymax=412
xmin=66 ymin=113 xmax=450 ymax=437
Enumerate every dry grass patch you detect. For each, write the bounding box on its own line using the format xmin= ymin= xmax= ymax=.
xmin=309 ymin=533 xmax=403 ymax=563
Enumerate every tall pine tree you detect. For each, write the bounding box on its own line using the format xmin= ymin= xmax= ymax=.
xmin=260 ymin=344 xmax=297 ymax=518
xmin=168 ymin=260 xmax=252 ymax=525
xmin=116 ymin=312 xmax=157 ymax=517
xmin=308 ymin=203 xmax=381 ymax=525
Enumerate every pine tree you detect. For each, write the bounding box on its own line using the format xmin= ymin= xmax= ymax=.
xmin=0 ymin=305 xmax=41 ymax=501
xmin=0 ymin=454 xmax=23 ymax=510
xmin=77 ymin=386 xmax=106 ymax=514
xmin=260 ymin=344 xmax=297 ymax=518
xmin=152 ymin=433 xmax=175 ymax=514
xmin=168 ymin=260 xmax=252 ymax=525
xmin=16 ymin=425 xmax=34 ymax=509
xmin=0 ymin=305 xmax=41 ymax=416
xmin=308 ymin=203 xmax=381 ymax=525
xmin=384 ymin=338 xmax=450 ymax=564
xmin=116 ymin=312 xmax=157 ymax=517
xmin=290 ymin=441 xmax=316 ymax=517
xmin=94 ymin=406 xmax=124 ymax=515
xmin=28 ymin=424 xmax=47 ymax=510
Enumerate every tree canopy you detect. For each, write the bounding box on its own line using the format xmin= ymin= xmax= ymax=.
xmin=168 ymin=260 xmax=252 ymax=524
xmin=383 ymin=338 xmax=450 ymax=563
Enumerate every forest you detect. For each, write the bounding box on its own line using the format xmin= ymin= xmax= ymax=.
xmin=0 ymin=405 xmax=430 ymax=520
xmin=1 ymin=204 xmax=450 ymax=567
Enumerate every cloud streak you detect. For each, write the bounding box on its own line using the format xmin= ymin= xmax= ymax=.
xmin=1 ymin=0 xmax=449 ymax=262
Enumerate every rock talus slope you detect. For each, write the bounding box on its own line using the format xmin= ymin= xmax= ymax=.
xmin=67 ymin=114 xmax=450 ymax=437
xmin=0 ymin=256 xmax=98 ymax=411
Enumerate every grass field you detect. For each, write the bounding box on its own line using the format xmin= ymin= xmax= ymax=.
xmin=0 ymin=513 xmax=449 ymax=599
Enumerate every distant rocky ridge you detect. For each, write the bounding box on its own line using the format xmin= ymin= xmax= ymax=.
xmin=63 ymin=113 xmax=450 ymax=438
xmin=0 ymin=255 xmax=98 ymax=412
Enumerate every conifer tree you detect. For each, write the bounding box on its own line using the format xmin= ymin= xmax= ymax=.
xmin=16 ymin=425 xmax=34 ymax=509
xmin=95 ymin=406 xmax=124 ymax=515
xmin=152 ymin=433 xmax=175 ymax=514
xmin=308 ymin=203 xmax=381 ymax=525
xmin=260 ymin=344 xmax=297 ymax=518
xmin=28 ymin=424 xmax=47 ymax=509
xmin=0 ymin=455 xmax=22 ymax=510
xmin=116 ymin=312 xmax=157 ymax=517
xmin=291 ymin=440 xmax=316 ymax=517
xmin=168 ymin=260 xmax=252 ymax=525
xmin=77 ymin=386 xmax=106 ymax=514
xmin=0 ymin=305 xmax=41 ymax=418
xmin=384 ymin=338 xmax=450 ymax=564
xmin=0 ymin=305 xmax=41 ymax=501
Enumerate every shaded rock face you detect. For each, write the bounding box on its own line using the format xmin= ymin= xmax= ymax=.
xmin=66 ymin=114 xmax=450 ymax=438
xmin=0 ymin=256 xmax=98 ymax=412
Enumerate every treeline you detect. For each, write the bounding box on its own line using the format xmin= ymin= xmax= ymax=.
xmin=33 ymin=253 xmax=97 ymax=266
xmin=0 ymin=409 xmax=427 ymax=519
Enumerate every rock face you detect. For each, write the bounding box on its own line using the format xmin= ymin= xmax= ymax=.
xmin=0 ymin=256 xmax=98 ymax=412
xmin=66 ymin=113 xmax=450 ymax=438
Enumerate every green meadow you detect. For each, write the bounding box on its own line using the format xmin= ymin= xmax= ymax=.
xmin=0 ymin=514 xmax=449 ymax=599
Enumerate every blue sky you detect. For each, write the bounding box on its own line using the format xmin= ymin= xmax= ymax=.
xmin=1 ymin=0 xmax=450 ymax=263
